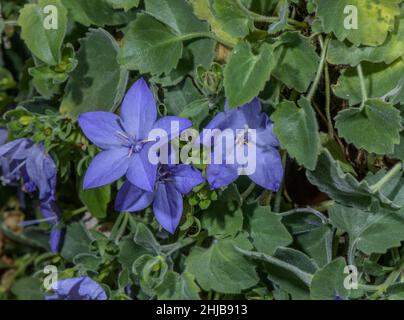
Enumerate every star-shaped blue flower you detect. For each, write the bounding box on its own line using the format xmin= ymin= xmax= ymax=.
xmin=116 ymin=163 xmax=204 ymax=234
xmin=202 ymin=98 xmax=283 ymax=191
xmin=78 ymin=78 xmax=192 ymax=192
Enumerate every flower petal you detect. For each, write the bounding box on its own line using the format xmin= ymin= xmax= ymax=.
xmin=26 ymin=144 xmax=57 ymax=200
xmin=254 ymin=117 xmax=279 ymax=148
xmin=50 ymin=227 xmax=63 ymax=254
xmin=206 ymin=163 xmax=238 ymax=189
xmin=121 ymin=78 xmax=157 ymax=140
xmin=0 ymin=138 xmax=32 ymax=160
xmin=84 ymin=148 xmax=129 ymax=189
xmin=248 ymin=146 xmax=283 ymax=191
xmin=170 ymin=164 xmax=205 ymax=194
xmin=153 ymin=182 xmax=183 ymax=234
xmin=0 ymin=128 xmax=7 ymax=145
xmin=151 ymin=116 xmax=192 ymax=141
xmin=115 ymin=181 xmax=154 ymax=212
xmin=46 ymin=277 xmax=107 ymax=300
xmin=126 ymin=144 xmax=157 ymax=192
xmin=78 ymin=112 xmax=123 ymax=149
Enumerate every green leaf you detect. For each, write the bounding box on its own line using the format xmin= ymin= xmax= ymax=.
xmin=272 ymin=98 xmax=320 ymax=170
xmin=185 ymin=234 xmax=259 ymax=294
xmin=118 ymin=236 xmax=151 ymax=270
xmin=210 ymin=0 xmax=253 ymax=38
xmin=327 ymin=16 xmax=404 ymax=66
xmin=79 ymin=184 xmax=111 ymax=219
xmin=106 ymin=0 xmax=139 ymax=11
xmin=191 ymin=0 xmax=238 ymax=46
xmin=132 ymin=222 xmax=161 ymax=254
xmin=145 ymin=0 xmax=207 ymax=35
xmin=295 ymin=225 xmax=333 ymax=268
xmin=333 ymin=59 xmax=404 ymax=106
xmin=307 ymin=150 xmax=403 ymax=211
xmin=60 ymin=222 xmax=93 ymax=262
xmin=310 ymin=258 xmax=350 ymax=300
xmin=118 ymin=14 xmax=184 ymax=75
xmin=11 ymin=277 xmax=43 ymax=300
xmin=18 ymin=0 xmax=68 ymax=65
xmin=268 ymin=0 xmax=290 ymax=35
xmin=179 ymin=98 xmax=210 ymax=128
xmin=238 ymin=247 xmax=317 ymax=299
xmin=224 ymin=41 xmax=274 ymax=108
xmin=60 ymin=28 xmax=128 ymax=119
xmin=245 ymin=205 xmax=292 ymax=256
xmin=314 ymin=0 xmax=401 ymax=46
xmin=201 ymin=184 xmax=243 ymax=239
xmin=155 ymin=271 xmax=201 ymax=300
xmin=329 ymin=203 xmax=404 ymax=254
xmin=61 ymin=0 xmax=132 ymax=26
xmin=272 ymin=32 xmax=319 ymax=92
xmin=393 ymin=131 xmax=404 ymax=161
xmin=165 ymin=78 xmax=203 ymax=115
xmin=335 ymin=99 xmax=402 ymax=155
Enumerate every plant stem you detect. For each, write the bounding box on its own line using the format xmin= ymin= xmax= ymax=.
xmin=368 ymin=256 xmax=404 ymax=299
xmin=178 ymin=32 xmax=233 ymax=48
xmin=273 ymin=152 xmax=287 ymax=213
xmin=279 ymin=207 xmax=328 ymax=224
xmin=307 ymin=35 xmax=330 ymax=101
xmin=4 ymin=20 xmax=18 ymax=26
xmin=324 ymin=61 xmax=334 ymax=137
xmin=241 ymin=182 xmax=256 ymax=202
xmin=234 ymin=0 xmax=307 ymax=28
xmin=370 ymin=162 xmax=403 ymax=193
xmin=357 ymin=63 xmax=368 ymax=109
xmin=347 ymin=238 xmax=359 ymax=266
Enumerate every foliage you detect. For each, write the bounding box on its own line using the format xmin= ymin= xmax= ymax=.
xmin=1 ymin=0 xmax=404 ymax=301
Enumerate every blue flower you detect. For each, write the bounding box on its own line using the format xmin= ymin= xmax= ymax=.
xmin=202 ymin=98 xmax=283 ymax=191
xmin=0 ymin=137 xmax=61 ymax=253
xmin=116 ymin=163 xmax=204 ymax=233
xmin=78 ymin=78 xmax=192 ymax=192
xmin=45 ymin=276 xmax=107 ymax=300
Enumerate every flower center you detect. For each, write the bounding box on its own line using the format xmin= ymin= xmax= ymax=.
xmin=156 ymin=165 xmax=173 ymax=184
xmin=235 ymin=131 xmax=250 ymax=146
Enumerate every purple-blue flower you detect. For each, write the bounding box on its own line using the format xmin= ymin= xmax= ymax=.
xmin=116 ymin=163 xmax=204 ymax=233
xmin=45 ymin=276 xmax=107 ymax=300
xmin=0 ymin=136 xmax=61 ymax=253
xmin=202 ymin=98 xmax=283 ymax=191
xmin=78 ymin=78 xmax=192 ymax=192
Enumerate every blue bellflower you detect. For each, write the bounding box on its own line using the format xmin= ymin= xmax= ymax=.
xmin=116 ymin=163 xmax=204 ymax=234
xmin=78 ymin=78 xmax=192 ymax=192
xmin=45 ymin=276 xmax=107 ymax=300
xmin=202 ymin=98 xmax=283 ymax=191
xmin=0 ymin=136 xmax=61 ymax=253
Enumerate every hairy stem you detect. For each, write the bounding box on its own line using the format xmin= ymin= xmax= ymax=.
xmin=307 ymin=35 xmax=330 ymax=101
xmin=357 ymin=63 xmax=368 ymax=109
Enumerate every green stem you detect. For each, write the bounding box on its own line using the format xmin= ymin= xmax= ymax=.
xmin=4 ymin=20 xmax=18 ymax=26
xmin=235 ymin=0 xmax=307 ymax=28
xmin=110 ymin=213 xmax=129 ymax=244
xmin=236 ymin=247 xmax=313 ymax=286
xmin=273 ymin=152 xmax=287 ymax=213
xmin=307 ymin=35 xmax=330 ymax=101
xmin=241 ymin=182 xmax=256 ymax=202
xmin=347 ymin=238 xmax=359 ymax=266
xmin=280 ymin=207 xmax=328 ymax=224
xmin=368 ymin=256 xmax=404 ymax=299
xmin=370 ymin=162 xmax=403 ymax=193
xmin=324 ymin=61 xmax=334 ymax=137
xmin=177 ymin=32 xmax=232 ymax=47
xmin=357 ymin=63 xmax=368 ymax=109
xmin=71 ymin=207 xmax=87 ymax=215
